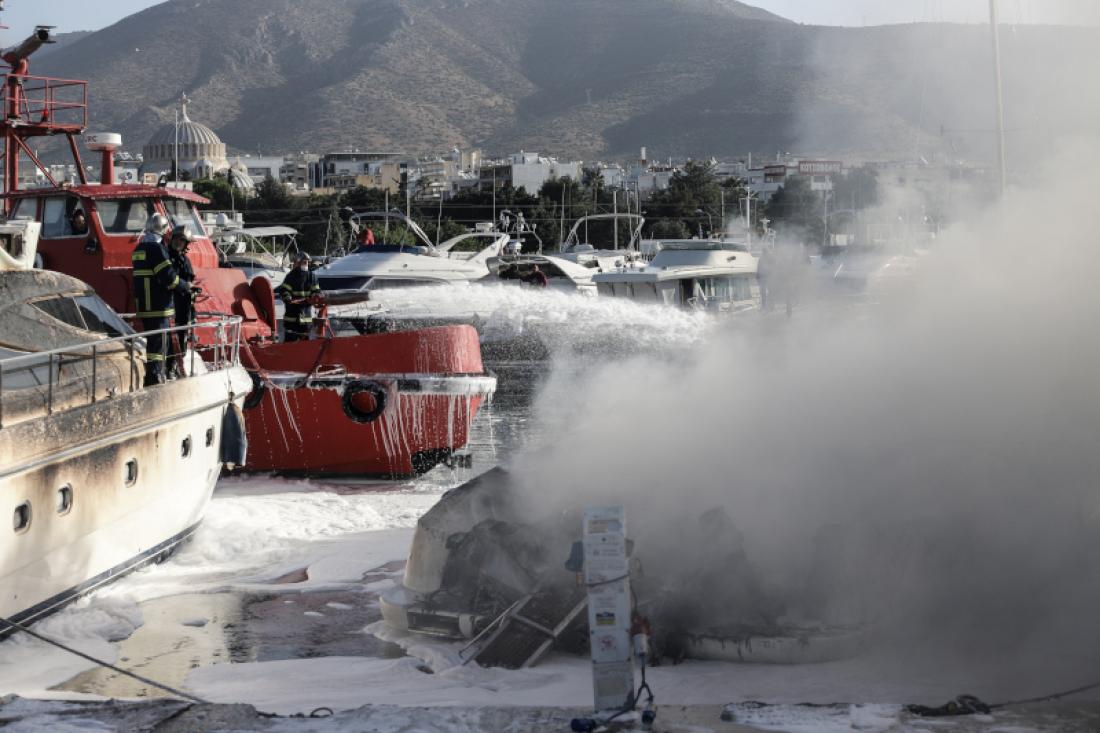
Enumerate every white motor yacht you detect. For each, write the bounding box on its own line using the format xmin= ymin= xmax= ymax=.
xmin=556 ymin=213 xmax=647 ymax=272
xmin=316 ymin=211 xmax=507 ymax=292
xmin=213 ymin=225 xmax=299 ymax=284
xmin=593 ymin=239 xmax=760 ymax=312
xmin=0 ymin=219 xmax=251 ymax=631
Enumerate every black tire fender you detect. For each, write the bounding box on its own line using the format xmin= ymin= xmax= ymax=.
xmin=342 ymin=379 xmax=388 ymax=423
xmin=243 ymin=371 xmax=266 ymax=410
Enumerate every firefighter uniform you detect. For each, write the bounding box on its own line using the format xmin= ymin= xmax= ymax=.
xmin=132 ymin=231 xmax=188 ymax=385
xmin=276 ymin=264 xmax=321 ymax=342
xmin=169 ymin=244 xmax=195 ymax=326
xmin=167 ymin=230 xmax=197 ymax=378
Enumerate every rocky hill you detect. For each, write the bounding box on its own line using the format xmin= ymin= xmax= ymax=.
xmin=29 ymin=0 xmax=1100 ymax=162
xmin=34 ymin=31 xmax=92 ymax=57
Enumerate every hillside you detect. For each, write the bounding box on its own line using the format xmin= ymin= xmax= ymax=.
xmin=34 ymin=31 xmax=93 ymax=57
xmin=30 ymin=0 xmax=1100 ymax=163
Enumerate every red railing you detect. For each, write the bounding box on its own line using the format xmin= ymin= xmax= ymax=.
xmin=3 ymin=73 xmax=87 ymax=132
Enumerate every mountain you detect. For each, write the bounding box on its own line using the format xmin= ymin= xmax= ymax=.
xmin=34 ymin=31 xmax=93 ymax=57
xmin=30 ymin=0 xmax=1100 ymax=163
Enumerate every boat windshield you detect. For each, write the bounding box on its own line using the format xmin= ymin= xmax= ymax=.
xmin=352 ymin=244 xmax=430 ymax=255
xmin=30 ymin=293 xmax=135 ymax=337
xmin=96 ymin=199 xmax=155 ymax=234
xmin=163 ymin=199 xmax=207 ymax=236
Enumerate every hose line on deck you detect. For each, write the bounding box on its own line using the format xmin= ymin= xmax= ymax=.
xmin=0 ymin=616 xmax=209 ymax=704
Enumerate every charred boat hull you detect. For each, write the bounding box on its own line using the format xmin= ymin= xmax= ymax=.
xmin=0 ymin=366 xmax=250 ymax=629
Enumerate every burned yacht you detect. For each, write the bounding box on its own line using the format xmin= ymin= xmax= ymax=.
xmin=0 ymin=218 xmax=251 ymax=631
xmin=381 ymin=468 xmax=868 ymax=668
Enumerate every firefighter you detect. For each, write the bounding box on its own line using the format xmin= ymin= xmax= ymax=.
xmin=167 ymin=226 xmax=198 ymax=378
xmin=276 ymin=252 xmax=321 ymax=342
xmin=520 ymin=264 xmax=548 ymax=288
xmin=132 ymin=214 xmax=190 ymax=386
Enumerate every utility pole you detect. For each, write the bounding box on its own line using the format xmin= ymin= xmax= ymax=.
xmin=560 ymin=180 xmax=566 ymax=246
xmin=990 ymin=0 xmax=1008 ymax=195
xmin=613 ymin=190 xmax=618 ymax=250
xmin=173 ymin=108 xmax=179 ymax=185
xmin=720 ymin=190 xmax=725 ymax=238
xmin=743 ymin=191 xmax=756 ymax=248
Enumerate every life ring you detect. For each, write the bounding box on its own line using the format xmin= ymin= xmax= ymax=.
xmin=342 ymin=379 xmax=388 ymax=423
xmin=243 ymin=371 xmax=266 ymax=410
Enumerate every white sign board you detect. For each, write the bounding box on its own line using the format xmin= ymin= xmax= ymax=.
xmin=583 ymin=506 xmax=634 ymax=712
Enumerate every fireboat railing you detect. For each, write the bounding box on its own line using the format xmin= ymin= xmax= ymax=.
xmin=2 ymin=73 xmax=88 ymax=130
xmin=0 ymin=315 xmax=243 ymax=430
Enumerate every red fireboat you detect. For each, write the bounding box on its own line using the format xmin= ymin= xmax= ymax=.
xmin=1 ymin=28 xmax=495 ymax=477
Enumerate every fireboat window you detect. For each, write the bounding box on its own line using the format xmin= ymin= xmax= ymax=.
xmin=9 ymin=198 xmax=36 ymax=221
xmin=162 ymin=199 xmax=207 ymax=237
xmin=41 ymin=196 xmax=83 ymax=238
xmin=96 ymin=199 xmax=154 ymax=234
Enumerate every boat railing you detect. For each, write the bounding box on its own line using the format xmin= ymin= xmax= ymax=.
xmin=0 ymin=315 xmax=243 ymax=429
xmin=2 ymin=73 xmax=88 ymax=133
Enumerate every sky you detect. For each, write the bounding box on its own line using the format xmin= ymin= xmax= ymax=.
xmin=1 ymin=0 xmax=1099 ymax=35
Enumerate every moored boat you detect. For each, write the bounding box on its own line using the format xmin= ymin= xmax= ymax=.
xmin=0 ymin=32 xmax=495 ymax=478
xmin=593 ymin=240 xmax=760 ymax=312
xmin=0 ymin=218 xmax=251 ymax=630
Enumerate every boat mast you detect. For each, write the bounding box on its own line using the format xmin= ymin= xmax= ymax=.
xmin=990 ymin=0 xmax=1008 ymax=194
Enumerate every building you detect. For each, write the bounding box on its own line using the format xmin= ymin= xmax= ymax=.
xmin=479 ymin=152 xmax=582 ymax=195
xmin=237 ymin=155 xmax=284 ymax=182
xmin=281 ymin=153 xmax=320 ymax=191
xmin=318 ymin=151 xmax=405 ymax=189
xmin=320 ymin=160 xmax=407 ymax=194
xmin=141 ymin=95 xmax=231 ymax=180
xmin=745 ymin=159 xmax=843 ymax=202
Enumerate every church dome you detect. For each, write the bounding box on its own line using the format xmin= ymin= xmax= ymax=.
xmin=148 ymin=116 xmax=223 ymax=148
xmin=141 ymin=94 xmax=230 ymax=178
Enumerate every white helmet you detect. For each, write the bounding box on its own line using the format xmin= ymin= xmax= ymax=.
xmin=145 ymin=213 xmax=171 ymax=236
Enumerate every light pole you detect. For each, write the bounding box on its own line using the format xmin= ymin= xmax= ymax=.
xmin=990 ymin=0 xmax=1007 ymax=195
xmin=694 ymin=208 xmax=712 ymax=239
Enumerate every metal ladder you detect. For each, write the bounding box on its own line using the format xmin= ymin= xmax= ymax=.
xmin=461 ymin=583 xmax=588 ymax=669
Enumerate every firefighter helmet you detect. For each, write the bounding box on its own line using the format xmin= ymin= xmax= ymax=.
xmin=145 ymin=213 xmax=171 ymax=235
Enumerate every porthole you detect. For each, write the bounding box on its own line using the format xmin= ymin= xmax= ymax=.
xmin=13 ymin=502 xmax=31 ymax=533
xmin=205 ymin=427 xmax=215 ymax=447
xmin=124 ymin=459 xmax=139 ymax=486
xmin=181 ymin=436 xmax=193 ymax=458
xmin=56 ymin=485 xmax=73 ymax=515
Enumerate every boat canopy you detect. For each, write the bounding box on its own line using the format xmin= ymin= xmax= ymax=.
xmin=346 ymin=210 xmax=436 ymax=251
xmin=3 ymin=184 xmax=209 ymax=205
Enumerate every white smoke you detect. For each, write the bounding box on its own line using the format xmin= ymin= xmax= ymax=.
xmin=510 ymin=139 xmax=1100 ymax=685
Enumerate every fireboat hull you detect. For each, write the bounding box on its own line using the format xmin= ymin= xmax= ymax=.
xmin=242 ymin=325 xmax=495 ymax=477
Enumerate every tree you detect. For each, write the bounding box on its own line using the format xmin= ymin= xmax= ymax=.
xmin=167 ymin=161 xmax=192 ymax=182
xmin=830 ymin=167 xmax=879 ymax=212
xmin=537 ymin=176 xmax=586 ymax=245
xmin=765 ymin=176 xmax=826 ymax=246
xmin=253 ymin=175 xmax=293 ymax=217
xmin=646 ymin=160 xmax=723 ymax=236
xmin=192 ymin=175 xmax=235 ymax=210
xmin=649 ymin=219 xmax=690 ymax=239
xmin=721 ymin=176 xmax=754 ymax=229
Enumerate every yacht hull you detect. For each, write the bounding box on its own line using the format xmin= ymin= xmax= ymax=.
xmin=242 ymin=325 xmax=495 ymax=477
xmin=0 ymin=368 xmax=250 ymax=629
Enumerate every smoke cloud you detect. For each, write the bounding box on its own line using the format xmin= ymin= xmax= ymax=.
xmin=506 ymin=138 xmax=1100 ymax=692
